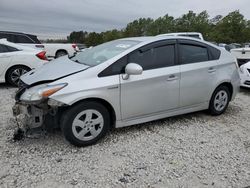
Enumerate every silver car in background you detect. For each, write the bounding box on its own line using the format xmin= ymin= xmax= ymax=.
xmin=13 ymin=36 xmax=240 ymax=147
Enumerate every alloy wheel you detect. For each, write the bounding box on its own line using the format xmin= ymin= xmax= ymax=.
xmin=72 ymin=109 xmax=104 ymax=141
xmin=213 ymin=90 xmax=228 ymax=112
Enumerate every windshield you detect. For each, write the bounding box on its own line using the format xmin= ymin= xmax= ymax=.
xmin=70 ymin=40 xmax=140 ymax=66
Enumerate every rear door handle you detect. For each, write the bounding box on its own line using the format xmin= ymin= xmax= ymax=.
xmin=167 ymin=75 xmax=178 ymax=81
xmin=208 ymin=67 xmax=216 ymax=73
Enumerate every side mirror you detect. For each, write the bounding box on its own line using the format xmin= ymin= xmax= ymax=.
xmin=123 ymin=63 xmax=143 ymax=80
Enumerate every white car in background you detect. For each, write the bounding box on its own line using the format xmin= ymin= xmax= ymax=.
xmin=230 ymin=47 xmax=250 ymax=88
xmin=0 ymin=39 xmax=48 ymax=86
xmin=0 ymin=31 xmax=80 ymax=59
xmin=239 ymin=61 xmax=250 ymax=88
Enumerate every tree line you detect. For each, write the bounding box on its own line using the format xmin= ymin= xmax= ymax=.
xmin=66 ymin=10 xmax=250 ymax=46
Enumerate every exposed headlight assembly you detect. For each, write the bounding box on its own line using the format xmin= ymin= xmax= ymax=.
xmin=20 ymin=83 xmax=67 ymax=102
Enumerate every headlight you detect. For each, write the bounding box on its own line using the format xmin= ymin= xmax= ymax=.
xmin=20 ymin=83 xmax=67 ymax=101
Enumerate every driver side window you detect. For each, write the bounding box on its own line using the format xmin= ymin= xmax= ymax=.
xmin=128 ymin=44 xmax=175 ymax=70
xmin=98 ymin=40 xmax=176 ymax=77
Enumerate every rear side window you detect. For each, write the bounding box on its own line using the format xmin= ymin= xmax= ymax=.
xmin=15 ymin=35 xmax=34 ymax=43
xmin=0 ymin=44 xmax=9 ymax=53
xmin=6 ymin=45 xmax=19 ymax=52
xmin=0 ymin=33 xmax=14 ymax=42
xmin=0 ymin=44 xmax=19 ymax=53
xmin=128 ymin=44 xmax=175 ymax=70
xmin=28 ymin=35 xmax=41 ymax=44
xmin=179 ymin=44 xmax=209 ymax=64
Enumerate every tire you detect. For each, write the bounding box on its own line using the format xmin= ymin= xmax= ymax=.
xmin=6 ymin=66 xmax=31 ymax=86
xmin=55 ymin=51 xmax=67 ymax=58
xmin=208 ymin=85 xmax=231 ymax=116
xmin=61 ymin=101 xmax=110 ymax=147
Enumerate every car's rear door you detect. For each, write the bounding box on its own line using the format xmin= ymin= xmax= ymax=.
xmin=178 ymin=39 xmax=218 ymax=107
xmin=0 ymin=44 xmax=14 ymax=77
xmin=120 ymin=40 xmax=180 ymax=120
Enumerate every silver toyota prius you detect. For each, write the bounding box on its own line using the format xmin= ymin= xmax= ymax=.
xmin=13 ymin=35 xmax=240 ymax=147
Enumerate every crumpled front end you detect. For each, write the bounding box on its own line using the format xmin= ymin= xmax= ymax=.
xmin=12 ymin=82 xmax=67 ymax=139
xmin=13 ymin=102 xmax=48 ymax=131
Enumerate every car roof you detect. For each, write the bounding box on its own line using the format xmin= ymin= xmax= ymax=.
xmin=0 ymin=31 xmax=38 ymax=38
xmin=0 ymin=38 xmax=39 ymax=51
xmin=118 ymin=35 xmax=220 ymax=50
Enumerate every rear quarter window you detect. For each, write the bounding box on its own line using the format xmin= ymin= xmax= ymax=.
xmin=208 ymin=46 xmax=221 ymax=60
xmin=15 ymin=35 xmax=34 ymax=43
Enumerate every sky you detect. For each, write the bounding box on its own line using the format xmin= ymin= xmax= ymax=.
xmin=0 ymin=0 xmax=249 ymax=39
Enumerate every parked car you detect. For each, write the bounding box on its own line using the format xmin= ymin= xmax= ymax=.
xmin=13 ymin=36 xmax=240 ymax=147
xmin=0 ymin=31 xmax=44 ymax=49
xmin=239 ymin=61 xmax=250 ymax=88
xmin=0 ymin=39 xmax=48 ymax=86
xmin=231 ymin=47 xmax=250 ymax=67
xmin=157 ymin=32 xmax=204 ymax=40
xmin=0 ymin=31 xmax=78 ymax=59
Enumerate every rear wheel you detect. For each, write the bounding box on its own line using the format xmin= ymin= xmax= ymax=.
xmin=209 ymin=86 xmax=231 ymax=115
xmin=61 ymin=101 xmax=110 ymax=147
xmin=6 ymin=66 xmax=31 ymax=86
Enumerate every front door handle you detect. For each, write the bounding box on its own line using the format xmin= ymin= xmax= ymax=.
xmin=208 ymin=67 xmax=216 ymax=73
xmin=167 ymin=75 xmax=178 ymax=81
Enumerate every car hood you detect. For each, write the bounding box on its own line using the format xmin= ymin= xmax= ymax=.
xmin=21 ymin=56 xmax=89 ymax=85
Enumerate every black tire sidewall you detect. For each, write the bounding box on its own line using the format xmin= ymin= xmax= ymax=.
xmin=209 ymin=86 xmax=231 ymax=115
xmin=6 ymin=66 xmax=30 ymax=86
xmin=61 ymin=101 xmax=110 ymax=147
xmin=56 ymin=51 xmax=67 ymax=58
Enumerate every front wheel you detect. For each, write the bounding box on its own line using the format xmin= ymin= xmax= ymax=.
xmin=209 ymin=86 xmax=231 ymax=115
xmin=61 ymin=101 xmax=110 ymax=147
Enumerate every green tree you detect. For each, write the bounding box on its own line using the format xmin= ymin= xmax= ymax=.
xmin=212 ymin=10 xmax=249 ymax=43
xmin=124 ymin=18 xmax=154 ymax=37
xmin=85 ymin=32 xmax=103 ymax=47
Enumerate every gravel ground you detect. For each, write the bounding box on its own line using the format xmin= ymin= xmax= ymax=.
xmin=0 ymin=83 xmax=250 ymax=188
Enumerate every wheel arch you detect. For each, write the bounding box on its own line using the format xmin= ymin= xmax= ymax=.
xmin=56 ymin=49 xmax=68 ymax=56
xmin=213 ymin=82 xmax=233 ymax=101
xmin=5 ymin=64 xmax=31 ymax=83
xmin=61 ymin=97 xmax=117 ymax=130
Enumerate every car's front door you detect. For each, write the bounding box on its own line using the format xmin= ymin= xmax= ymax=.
xmin=178 ymin=39 xmax=218 ymax=107
xmin=120 ymin=40 xmax=180 ymax=120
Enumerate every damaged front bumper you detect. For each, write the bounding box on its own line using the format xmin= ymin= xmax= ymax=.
xmin=12 ymin=102 xmax=46 ymax=131
xmin=12 ymin=82 xmax=68 ymax=140
xmin=12 ymin=99 xmax=65 ymax=140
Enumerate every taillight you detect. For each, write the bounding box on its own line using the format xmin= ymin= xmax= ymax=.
xmin=72 ymin=43 xmax=79 ymax=51
xmin=36 ymin=51 xmax=47 ymax=60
